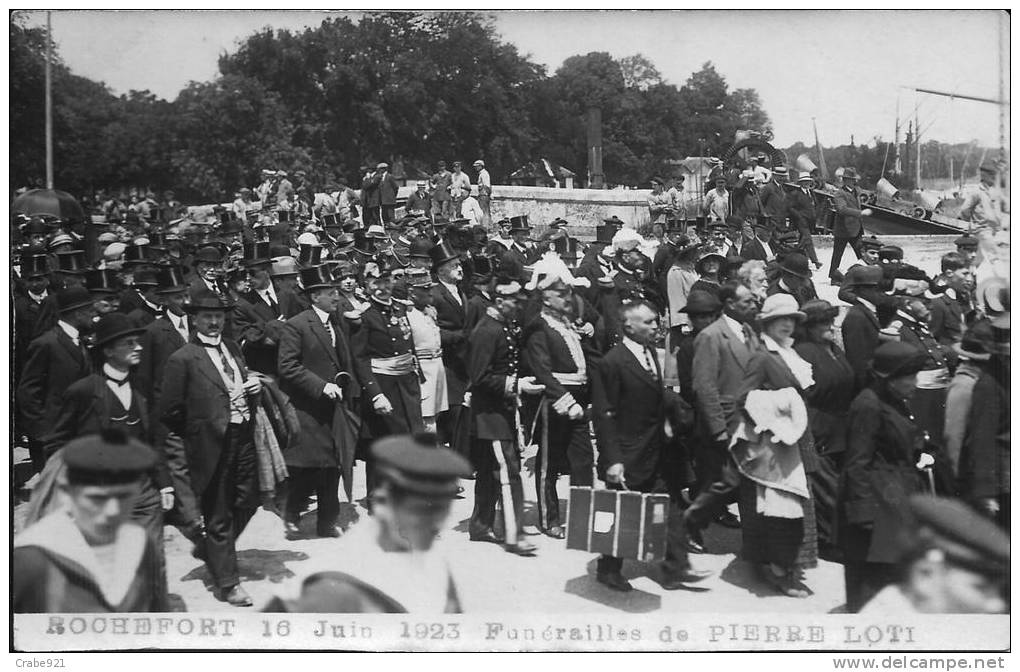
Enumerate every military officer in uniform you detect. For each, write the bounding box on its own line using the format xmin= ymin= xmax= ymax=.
xmin=351 ymin=259 xmax=425 ymax=486
xmin=466 ymin=277 xmax=539 ymax=556
xmin=522 ymin=255 xmax=596 ymax=539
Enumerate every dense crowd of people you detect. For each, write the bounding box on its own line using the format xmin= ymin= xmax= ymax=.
xmin=11 ymin=155 xmax=1010 ymax=616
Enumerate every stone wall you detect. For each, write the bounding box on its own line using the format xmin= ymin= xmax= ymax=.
xmin=489 ymin=185 xmax=652 ymax=237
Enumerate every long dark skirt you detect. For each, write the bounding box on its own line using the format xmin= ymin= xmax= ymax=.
xmin=807 ymin=452 xmax=840 ymax=550
xmin=737 ymin=476 xmax=817 ymax=570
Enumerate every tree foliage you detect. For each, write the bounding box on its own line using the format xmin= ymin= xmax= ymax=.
xmin=11 ymin=12 xmax=774 ymax=200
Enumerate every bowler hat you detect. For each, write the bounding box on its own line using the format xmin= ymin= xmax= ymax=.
xmin=408 ymin=236 xmax=434 ymax=260
xmin=94 ymin=312 xmax=145 ymax=347
xmin=757 ymin=293 xmax=805 ymax=323
xmin=185 ymin=290 xmax=234 ymax=313
xmin=85 ymin=268 xmax=120 ymax=294
xmin=778 ymin=252 xmax=812 ymax=278
xmin=55 ymin=250 xmax=87 ymax=274
xmin=300 ymin=264 xmax=337 ymax=292
xmin=194 ymin=245 xmax=225 ymax=264
xmin=842 ymin=264 xmax=883 ymax=288
xmin=871 ymin=342 xmax=926 ymax=378
xmin=56 ymin=286 xmax=94 ymax=313
xmin=154 ymin=265 xmax=188 ymax=294
xmin=679 ymin=289 xmax=722 ymax=315
xmin=371 ymin=435 xmax=471 ymax=497
xmin=429 ymin=240 xmax=460 ymax=268
xmin=800 ymin=299 xmax=839 ymax=325
xmin=471 ymin=255 xmax=494 ymax=282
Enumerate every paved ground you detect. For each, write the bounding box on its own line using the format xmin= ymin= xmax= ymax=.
xmin=14 ymin=236 xmax=965 ymax=614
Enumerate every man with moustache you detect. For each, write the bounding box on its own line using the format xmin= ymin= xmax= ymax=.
xmin=136 ymin=265 xmax=191 ymax=410
xmin=159 ymin=290 xmax=262 ymax=606
xmin=429 ymin=241 xmax=469 ymax=449
xmin=278 ymin=264 xmax=359 ymax=540
xmin=236 ymin=241 xmax=302 ymax=376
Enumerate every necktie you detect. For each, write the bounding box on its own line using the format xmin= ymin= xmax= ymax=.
xmin=203 ymin=342 xmax=237 ymax=384
xmin=266 ymin=292 xmax=279 ymax=316
xmin=643 ymin=347 xmax=659 ymax=381
xmin=324 ymin=320 xmax=336 ymax=348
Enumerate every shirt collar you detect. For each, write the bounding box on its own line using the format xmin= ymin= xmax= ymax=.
xmin=28 ymin=288 xmax=48 ymax=301
xmin=142 ymin=296 xmax=161 ymax=312
xmin=311 ymin=305 xmax=332 ymax=323
xmin=103 ymin=362 xmax=129 ymax=382
xmin=196 ymin=331 xmax=222 ymax=347
xmin=621 ymin=336 xmax=649 ymax=360
xmin=857 ymin=297 xmax=877 ymax=313
xmin=722 ymin=314 xmax=745 ymax=339
xmin=58 ymin=320 xmax=79 ymax=341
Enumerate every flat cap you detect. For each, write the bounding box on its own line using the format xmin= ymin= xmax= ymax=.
xmin=908 ymin=495 xmax=1009 ymax=578
xmin=371 ymin=435 xmax=471 ymax=497
xmin=954 ymin=233 xmax=978 ymax=249
xmin=63 ymin=429 xmax=157 ymax=484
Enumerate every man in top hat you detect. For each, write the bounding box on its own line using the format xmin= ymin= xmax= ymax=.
xmin=652 ymin=217 xmax=688 ymax=282
xmin=787 ymin=171 xmax=822 ymax=269
xmin=426 ymin=241 xmax=469 ymax=447
xmin=123 ymin=269 xmax=164 ymax=328
xmin=859 ymin=495 xmax=1008 ymax=614
xmin=52 ymin=249 xmax=88 ymax=290
xmin=351 ymin=259 xmax=425 ymax=484
xmin=959 ymin=162 xmax=1008 ymax=231
xmin=499 ymin=215 xmax=541 ymax=281
xmin=158 ymin=290 xmax=262 ymax=606
xmin=766 ymin=252 xmax=817 ymax=306
xmin=87 ymin=268 xmax=123 ymax=316
xmin=703 ymin=175 xmax=731 ymax=222
xmin=21 ymin=216 xmax=50 ymax=252
xmin=14 ymin=254 xmax=58 ymax=387
xmin=265 ymin=435 xmax=472 ymax=614
xmin=42 ymin=313 xmax=172 ymax=574
xmin=521 ymin=254 xmax=597 ymax=539
xmin=17 ymin=286 xmax=97 ymax=473
xmin=575 ymin=216 xmax=623 ymax=290
xmin=406 ymin=236 xmax=434 ymax=271
xmin=590 ymin=299 xmax=711 ymax=591
xmin=828 ymin=166 xmax=873 ymax=283
xmin=278 ymin=264 xmax=360 ymax=540
xmin=136 ymin=265 xmax=191 ymax=409
xmin=13 ymin=431 xmax=168 ymax=613
xmin=466 ymin=277 xmax=539 ymax=556
xmin=236 ymin=241 xmax=302 ymax=376
xmin=465 ymin=255 xmax=496 ymax=329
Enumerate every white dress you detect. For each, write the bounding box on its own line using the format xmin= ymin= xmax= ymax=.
xmin=407 ymin=306 xmax=449 ymax=417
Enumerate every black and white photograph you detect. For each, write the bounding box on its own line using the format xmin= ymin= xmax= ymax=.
xmin=8 ymin=8 xmax=1011 ymax=661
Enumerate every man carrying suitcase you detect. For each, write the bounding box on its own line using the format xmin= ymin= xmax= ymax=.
xmin=590 ymin=300 xmax=712 ymax=592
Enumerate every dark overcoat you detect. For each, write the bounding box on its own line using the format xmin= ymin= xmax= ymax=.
xmin=16 ymin=325 xmax=93 ymax=440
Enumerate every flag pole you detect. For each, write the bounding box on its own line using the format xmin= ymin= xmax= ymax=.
xmin=45 ymin=10 xmax=54 ymax=189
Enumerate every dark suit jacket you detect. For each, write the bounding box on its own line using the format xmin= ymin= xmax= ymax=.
xmin=379 ymin=173 xmax=400 ymax=206
xmin=832 ymin=186 xmax=865 ymax=238
xmin=759 ymin=181 xmax=788 ymax=222
xmin=786 ymin=187 xmax=816 ymax=231
xmin=431 ymin=282 xmax=469 ymax=404
xmin=17 ymin=326 xmax=93 ymax=439
xmin=691 ymin=316 xmax=758 ymax=439
xmin=136 ymin=315 xmax=187 ymax=409
xmin=591 ymin=343 xmax=668 ymax=485
xmin=277 ymin=310 xmax=358 ymax=468
xmin=841 ymin=300 xmax=880 ymax=392
xmin=739 ymin=237 xmax=772 ymax=263
xmin=14 ymin=293 xmax=57 ymax=377
xmin=42 ymin=374 xmax=170 ymax=488
xmin=235 ymin=288 xmax=302 ymax=375
xmin=126 ymin=302 xmax=161 ymax=328
xmin=158 ymin=339 xmax=254 ymax=496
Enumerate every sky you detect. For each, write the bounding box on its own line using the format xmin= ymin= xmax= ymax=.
xmin=17 ymin=9 xmax=1010 ymax=151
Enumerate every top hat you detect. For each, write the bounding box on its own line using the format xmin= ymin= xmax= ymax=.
xmin=154 ymin=265 xmax=188 ymax=294
xmin=299 ymin=243 xmax=323 ymax=267
xmin=85 ymin=268 xmax=120 ymax=294
xmin=553 ymin=235 xmax=580 ymax=263
xmin=122 ymin=244 xmax=153 ymax=266
xmin=429 ymin=240 xmax=460 ymax=268
xmin=353 ymin=229 xmax=376 ymax=256
xmin=219 ymin=215 xmax=243 ymax=234
xmin=54 ymin=250 xmax=88 ymax=274
xmin=508 ymin=215 xmax=532 ymax=232
xmin=278 ymin=210 xmax=295 ymax=224
xmin=242 ymin=241 xmax=272 ymax=267
xmin=321 ymin=213 xmax=341 ymax=229
xmin=753 ymin=215 xmax=771 ymax=230
xmin=21 ymin=253 xmax=50 ymax=278
xmin=665 ymin=217 xmax=686 ymax=234
xmin=147 ymin=231 xmax=168 ymax=250
xmin=56 ymin=286 xmax=94 ymax=313
xmin=595 ymin=222 xmax=622 ymax=244
xmin=299 ymin=265 xmax=337 ymax=292
xmin=470 ymin=255 xmax=494 ymax=282
xmin=93 ymin=312 xmax=146 ymax=348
